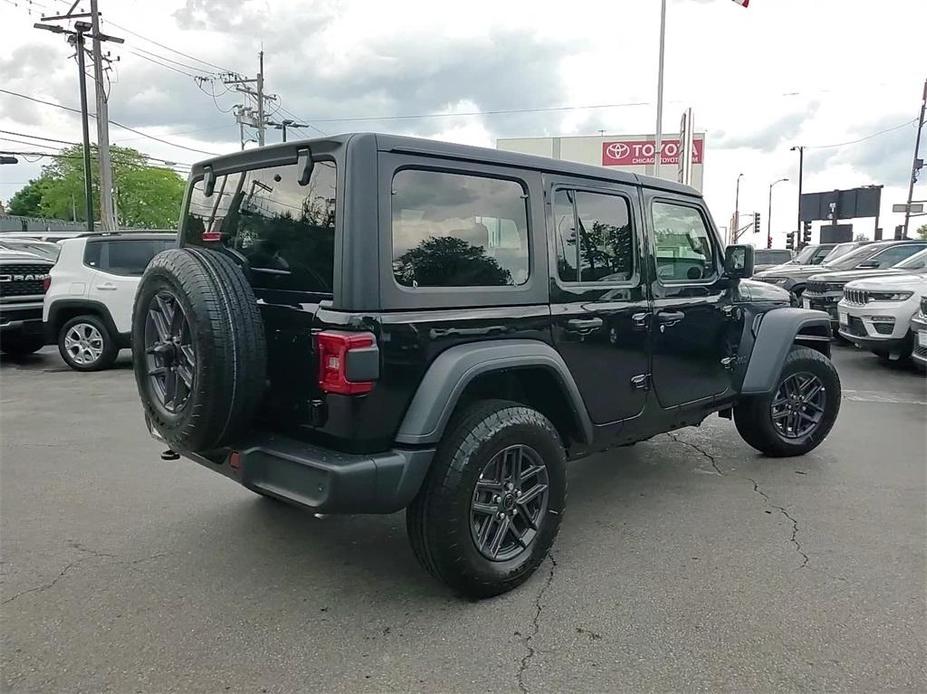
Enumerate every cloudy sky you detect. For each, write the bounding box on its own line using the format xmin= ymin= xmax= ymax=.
xmin=1 ymin=0 xmax=924 ymax=244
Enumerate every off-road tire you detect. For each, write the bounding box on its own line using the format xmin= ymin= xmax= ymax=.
xmin=734 ymin=345 xmax=841 ymax=457
xmin=58 ymin=314 xmax=118 ymax=371
xmin=132 ymin=247 xmax=266 ymax=452
xmin=406 ymin=399 xmax=566 ymax=599
xmin=0 ymin=334 xmax=45 ymax=356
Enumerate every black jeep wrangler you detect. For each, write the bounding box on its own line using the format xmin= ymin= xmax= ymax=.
xmin=133 ymin=134 xmax=840 ymax=598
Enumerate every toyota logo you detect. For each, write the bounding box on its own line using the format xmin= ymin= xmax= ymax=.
xmin=605 ymin=142 xmax=630 ymax=159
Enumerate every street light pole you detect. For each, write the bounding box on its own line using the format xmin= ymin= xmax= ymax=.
xmin=903 ymin=78 xmax=926 ymax=238
xmin=654 ymin=0 xmax=666 ymax=179
xmin=734 ymin=172 xmax=744 ymax=245
xmin=768 ymin=177 xmax=789 ymax=249
xmin=791 ymin=145 xmax=804 ymax=241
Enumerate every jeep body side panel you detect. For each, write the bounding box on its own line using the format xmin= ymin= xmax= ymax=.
xmin=395 ymin=339 xmax=593 ymax=446
xmin=740 ymin=307 xmax=833 ymax=394
xmin=45 ymin=298 xmax=130 ymax=347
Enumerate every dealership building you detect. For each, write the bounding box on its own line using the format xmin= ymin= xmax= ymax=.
xmin=497 ymin=133 xmax=706 ymax=192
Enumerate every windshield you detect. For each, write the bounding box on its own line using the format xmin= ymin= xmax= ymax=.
xmin=183 ymin=159 xmax=337 ymax=294
xmin=822 ymin=243 xmax=881 ymax=269
xmin=755 ymin=249 xmax=792 ymax=265
xmin=895 ymin=248 xmax=927 ymax=270
xmin=791 ymin=245 xmax=818 ymax=264
xmin=821 ymin=242 xmax=858 ymax=263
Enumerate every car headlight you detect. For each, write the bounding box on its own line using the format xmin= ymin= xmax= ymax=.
xmin=868 ymin=291 xmax=913 ymax=302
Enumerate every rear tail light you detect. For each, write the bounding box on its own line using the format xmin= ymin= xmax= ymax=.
xmin=42 ymin=275 xmax=51 ymax=293
xmin=315 ymin=330 xmax=378 ymax=395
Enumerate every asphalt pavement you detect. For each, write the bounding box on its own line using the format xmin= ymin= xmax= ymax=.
xmin=1 ymin=345 xmax=925 ymax=692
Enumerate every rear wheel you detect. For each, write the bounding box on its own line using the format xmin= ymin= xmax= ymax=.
xmin=735 ymin=346 xmax=841 ymax=457
xmin=406 ymin=399 xmax=566 ymax=598
xmin=58 ymin=315 xmax=118 ymax=371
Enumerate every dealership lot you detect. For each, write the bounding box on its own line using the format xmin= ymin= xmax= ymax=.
xmin=1 ymin=347 xmax=924 ymax=692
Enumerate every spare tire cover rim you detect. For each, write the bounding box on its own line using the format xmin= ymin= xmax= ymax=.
xmin=144 ymin=290 xmax=195 ymax=414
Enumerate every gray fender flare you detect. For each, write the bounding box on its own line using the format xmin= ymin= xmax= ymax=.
xmin=740 ymin=308 xmax=833 ymax=395
xmin=395 ymin=339 xmax=594 ymax=446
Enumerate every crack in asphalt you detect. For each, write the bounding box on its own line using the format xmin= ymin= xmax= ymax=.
xmin=1 ymin=548 xmax=169 ymax=606
xmin=665 ymin=432 xmax=810 ymax=569
xmin=665 ymin=432 xmax=724 ymax=476
xmin=748 ymin=479 xmax=810 ymax=568
xmin=515 ymin=552 xmax=557 ymax=694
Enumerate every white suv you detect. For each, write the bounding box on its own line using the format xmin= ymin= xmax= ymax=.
xmin=43 ymin=233 xmax=176 ymax=370
xmin=837 ymin=273 xmax=927 ymax=363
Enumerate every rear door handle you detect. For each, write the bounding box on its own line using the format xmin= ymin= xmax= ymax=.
xmin=566 ymin=317 xmax=604 ymax=333
xmin=656 ymin=310 xmax=685 ymax=327
xmin=96 ymin=283 xmax=117 ymax=290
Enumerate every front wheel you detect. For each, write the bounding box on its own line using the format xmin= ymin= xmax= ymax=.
xmin=734 ymin=346 xmax=841 ymax=457
xmin=406 ymin=399 xmax=566 ymax=598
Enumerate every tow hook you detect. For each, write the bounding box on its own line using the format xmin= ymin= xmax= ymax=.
xmin=160 ymin=449 xmax=180 ymax=461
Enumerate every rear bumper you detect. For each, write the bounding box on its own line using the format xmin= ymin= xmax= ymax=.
xmin=147 ymin=416 xmax=434 ymax=514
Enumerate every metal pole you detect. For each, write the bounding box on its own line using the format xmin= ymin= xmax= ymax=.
xmin=653 ymin=0 xmax=666 ymax=179
xmin=734 ymin=173 xmax=743 ymax=246
xmin=793 ymin=146 xmax=804 ymax=240
xmin=89 ymin=0 xmax=114 ymax=230
xmin=256 ymin=50 xmax=265 ymax=147
xmin=75 ymin=28 xmax=94 ymax=232
xmin=903 ymin=79 xmax=926 ymax=238
xmin=767 ymin=183 xmax=773 ymax=249
xmin=281 ymin=122 xmax=287 ymax=142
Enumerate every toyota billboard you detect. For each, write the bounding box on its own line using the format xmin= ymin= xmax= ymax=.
xmin=497 ymin=133 xmax=706 ymax=191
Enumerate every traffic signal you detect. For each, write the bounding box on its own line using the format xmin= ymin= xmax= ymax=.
xmin=894 ymin=224 xmax=904 ymax=240
xmin=754 ymin=212 xmax=761 ymax=235
xmin=802 ymin=220 xmax=812 ymax=244
xmin=786 ymin=232 xmax=795 ymax=250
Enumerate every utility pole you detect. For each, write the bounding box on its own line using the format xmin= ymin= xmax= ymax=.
xmin=269 ymin=119 xmax=309 ymax=142
xmin=768 ymin=177 xmax=789 ymax=249
xmin=219 ymin=53 xmax=277 ymax=148
xmin=903 ymin=78 xmax=926 ymax=238
xmin=74 ymin=24 xmax=94 ymax=232
xmin=89 ymin=0 xmax=119 ymax=230
xmin=734 ymin=172 xmax=743 ymax=246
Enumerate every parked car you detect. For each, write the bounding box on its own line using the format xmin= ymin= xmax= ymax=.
xmin=783 ymin=243 xmax=839 ymax=267
xmin=130 ymin=134 xmax=842 ymax=598
xmin=754 ymin=239 xmax=927 ymax=299
xmin=0 ymin=249 xmax=53 ymax=355
xmin=753 ymin=248 xmax=794 ymax=273
xmin=910 ymin=297 xmax=927 ymax=369
xmin=0 ymin=237 xmax=61 ymax=262
xmin=838 ymin=273 xmax=927 ymax=363
xmin=43 ymin=233 xmax=176 ymax=371
xmin=802 ymin=247 xmax=927 ymax=328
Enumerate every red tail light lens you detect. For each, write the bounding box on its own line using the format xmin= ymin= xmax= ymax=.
xmin=42 ymin=275 xmax=51 ymax=293
xmin=315 ymin=330 xmax=376 ymax=395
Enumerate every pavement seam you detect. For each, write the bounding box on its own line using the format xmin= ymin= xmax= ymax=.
xmin=515 ymin=551 xmax=557 ymax=694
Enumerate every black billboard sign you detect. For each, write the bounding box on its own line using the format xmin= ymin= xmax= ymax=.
xmin=799 ymin=186 xmax=882 ymax=222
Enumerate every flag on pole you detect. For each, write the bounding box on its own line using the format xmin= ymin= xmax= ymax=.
xmin=731 ymin=0 xmax=749 ymax=6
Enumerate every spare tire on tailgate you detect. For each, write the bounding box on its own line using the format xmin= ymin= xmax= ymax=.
xmin=132 ymin=247 xmax=267 ymax=452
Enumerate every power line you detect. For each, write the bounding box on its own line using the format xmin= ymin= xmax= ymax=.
xmin=278 ymin=105 xmax=327 ymax=136
xmin=102 ymin=18 xmax=234 ymax=73
xmin=0 ymin=129 xmax=79 ymax=146
xmin=128 ymin=50 xmax=201 ymax=79
xmin=0 ymin=149 xmax=191 ymax=171
xmin=0 ymin=88 xmax=220 ymax=155
xmin=805 ymin=118 xmax=919 ymax=150
xmin=129 ymin=46 xmax=215 ymax=76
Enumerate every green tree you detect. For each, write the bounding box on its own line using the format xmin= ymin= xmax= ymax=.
xmin=7 ymin=179 xmax=45 ymax=217
xmin=394 ymin=236 xmax=512 ymax=287
xmin=10 ymin=145 xmax=186 ymax=228
xmin=916 ymin=223 xmax=927 ymax=241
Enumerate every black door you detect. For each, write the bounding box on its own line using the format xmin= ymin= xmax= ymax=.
xmin=646 ymin=194 xmax=736 ymax=408
xmin=548 ymin=178 xmax=650 ymax=424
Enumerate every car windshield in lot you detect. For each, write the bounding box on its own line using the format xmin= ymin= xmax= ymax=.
xmin=755 ymin=249 xmax=792 ymax=265
xmin=184 ymin=160 xmax=337 ymax=294
xmin=821 ymin=242 xmax=860 ymax=263
xmin=822 ymin=244 xmax=882 ymax=269
xmin=893 ymin=247 xmax=927 ymax=271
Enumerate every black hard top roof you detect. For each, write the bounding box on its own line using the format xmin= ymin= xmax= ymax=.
xmin=190 ymin=132 xmax=701 ymax=198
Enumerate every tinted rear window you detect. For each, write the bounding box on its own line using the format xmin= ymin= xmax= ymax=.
xmin=183 ymin=160 xmax=336 ymax=294
xmin=84 ymin=239 xmax=175 ymax=276
xmin=755 ymin=250 xmax=792 ymax=264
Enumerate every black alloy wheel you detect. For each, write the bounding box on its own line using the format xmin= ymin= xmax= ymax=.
xmin=770 ymin=371 xmax=826 ymax=439
xmin=144 ymin=291 xmax=195 ymax=413
xmin=470 ymin=444 xmax=550 ymax=562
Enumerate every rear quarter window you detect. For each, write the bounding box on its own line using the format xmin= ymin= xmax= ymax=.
xmin=85 ymin=239 xmax=174 ymax=276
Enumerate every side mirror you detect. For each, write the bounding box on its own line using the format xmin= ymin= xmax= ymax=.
xmin=857 ymin=260 xmax=879 ymax=269
xmin=203 ymin=166 xmax=216 ymax=198
xmin=724 ymin=244 xmax=754 ymax=279
xmin=297 ymin=147 xmax=314 ymax=186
